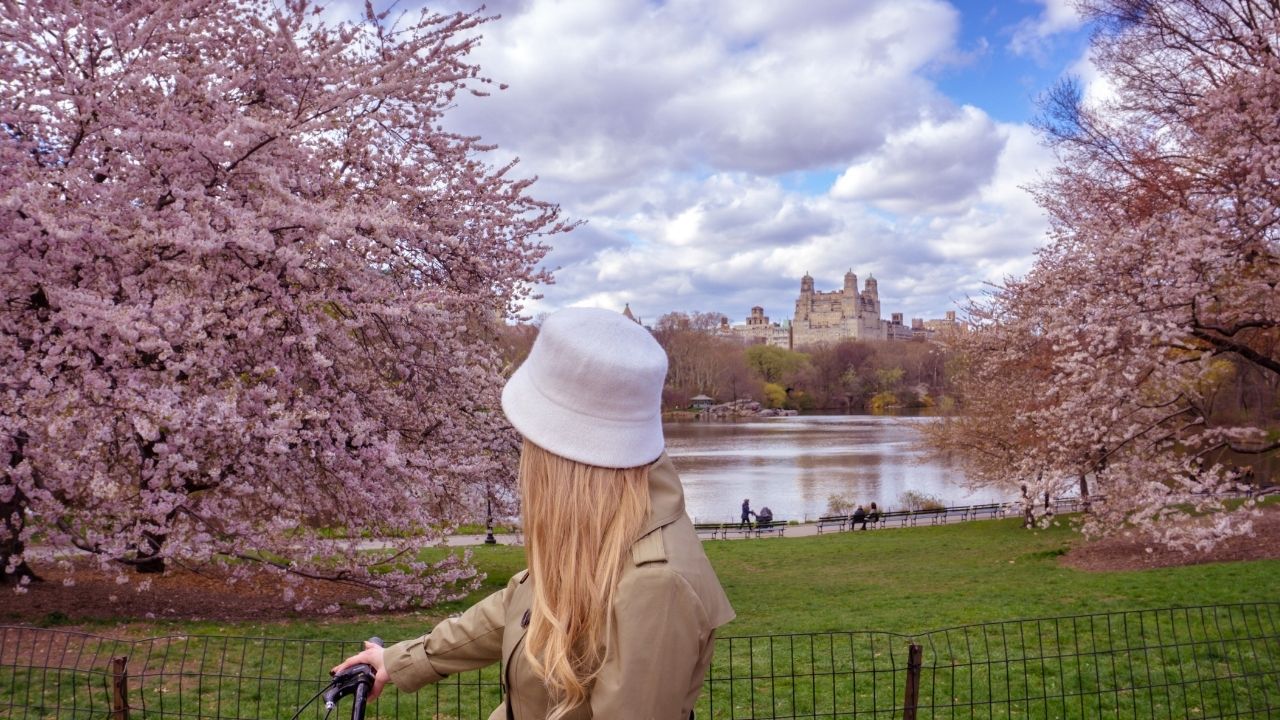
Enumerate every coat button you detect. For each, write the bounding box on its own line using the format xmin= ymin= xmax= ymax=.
xmin=521 ymin=609 xmax=531 ymax=628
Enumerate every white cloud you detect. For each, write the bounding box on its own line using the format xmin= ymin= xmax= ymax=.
xmin=829 ymin=105 xmax=1005 ymax=214
xmin=1010 ymin=0 xmax=1085 ymax=56
xmin=443 ymin=0 xmax=961 ymax=188
xmin=527 ymin=127 xmax=1054 ymax=326
xmin=925 ymin=123 xmax=1053 ymax=267
xmin=321 ymin=0 xmax=1066 ymax=324
xmin=1069 ymin=47 xmax=1119 ymax=110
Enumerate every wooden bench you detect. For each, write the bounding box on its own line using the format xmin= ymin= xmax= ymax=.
xmin=903 ymin=508 xmax=945 ymax=526
xmin=753 ymin=520 xmax=786 ymax=537
xmin=816 ymin=514 xmax=848 ymax=533
xmin=720 ymin=523 xmax=756 ymax=539
xmin=694 ymin=523 xmax=724 ymax=540
xmin=965 ymin=503 xmax=1003 ymax=520
xmin=1053 ymin=497 xmax=1082 ymax=513
xmin=875 ymin=510 xmax=912 ymax=528
xmin=845 ymin=514 xmax=871 ymax=531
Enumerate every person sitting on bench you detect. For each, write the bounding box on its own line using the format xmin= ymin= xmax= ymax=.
xmin=852 ymin=504 xmax=867 ymax=530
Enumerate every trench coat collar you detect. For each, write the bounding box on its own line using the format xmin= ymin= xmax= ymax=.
xmin=640 ymin=452 xmax=686 ymax=537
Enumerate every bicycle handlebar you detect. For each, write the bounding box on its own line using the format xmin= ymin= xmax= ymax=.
xmin=323 ymin=637 xmax=383 ymax=720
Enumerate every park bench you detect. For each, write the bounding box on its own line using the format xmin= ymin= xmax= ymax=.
xmin=816 ymin=514 xmax=848 ymax=533
xmin=720 ymin=523 xmax=756 ymax=539
xmin=753 ymin=520 xmax=787 ymax=538
xmin=846 ymin=513 xmax=877 ymax=531
xmin=694 ymin=523 xmax=724 ymax=540
xmin=931 ymin=508 xmax=954 ymax=525
xmin=876 ymin=510 xmax=912 ymax=528
xmin=964 ymin=503 xmax=1003 ymax=520
xmin=1051 ymin=497 xmax=1080 ymax=514
xmin=906 ymin=508 xmax=946 ymax=526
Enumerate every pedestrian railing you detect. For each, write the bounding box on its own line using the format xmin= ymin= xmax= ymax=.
xmin=703 ymin=486 xmax=1277 ymax=531
xmin=704 ymin=603 xmax=1280 ymax=719
xmin=2 ymin=602 xmax=1277 ymax=718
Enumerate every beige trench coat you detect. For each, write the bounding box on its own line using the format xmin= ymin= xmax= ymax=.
xmin=384 ymin=453 xmax=735 ymax=719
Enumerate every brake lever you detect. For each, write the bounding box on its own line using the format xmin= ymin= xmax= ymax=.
xmin=324 ymin=637 xmax=384 ymax=716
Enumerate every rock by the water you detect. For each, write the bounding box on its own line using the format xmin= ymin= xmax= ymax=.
xmin=700 ymin=399 xmax=796 ymax=418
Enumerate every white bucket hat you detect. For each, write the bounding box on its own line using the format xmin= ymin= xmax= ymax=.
xmin=501 ymin=307 xmax=668 ymax=468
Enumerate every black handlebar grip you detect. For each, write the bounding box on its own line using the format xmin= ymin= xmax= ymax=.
xmin=351 ymin=679 xmax=371 ymax=720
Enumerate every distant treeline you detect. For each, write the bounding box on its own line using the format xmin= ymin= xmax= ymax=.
xmin=651 ymin=311 xmax=953 ymax=411
xmin=499 ymin=311 xmax=955 ymax=411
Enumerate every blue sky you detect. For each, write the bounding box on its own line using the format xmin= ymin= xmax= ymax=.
xmin=940 ymin=0 xmax=1091 ymax=120
xmin=335 ymin=0 xmax=1100 ymax=325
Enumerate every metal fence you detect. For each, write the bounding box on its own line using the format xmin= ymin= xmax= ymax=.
xmin=2 ymin=602 xmax=1277 ymax=719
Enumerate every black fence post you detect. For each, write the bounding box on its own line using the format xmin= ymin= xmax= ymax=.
xmin=902 ymin=643 xmax=923 ymax=720
xmin=111 ymin=655 xmax=130 ymax=720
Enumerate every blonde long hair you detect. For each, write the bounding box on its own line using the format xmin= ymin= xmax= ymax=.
xmin=518 ymin=440 xmax=652 ymax=719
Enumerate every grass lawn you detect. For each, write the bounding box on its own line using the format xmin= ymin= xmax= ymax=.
xmin=705 ymin=515 xmax=1279 ymax=636
xmin=23 ymin=512 xmax=1278 ymax=639
xmin=5 ymin=515 xmax=1278 ymax=719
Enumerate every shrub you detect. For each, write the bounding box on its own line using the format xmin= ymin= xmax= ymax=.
xmin=868 ymin=391 xmax=899 ymax=413
xmin=763 ymin=382 xmax=788 ymax=409
xmin=826 ymin=493 xmax=856 ymax=516
xmin=898 ymin=490 xmax=946 ymax=512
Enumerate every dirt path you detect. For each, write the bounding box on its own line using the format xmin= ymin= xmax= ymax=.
xmin=1060 ymin=504 xmax=1280 ymax=571
xmin=1 ymin=561 xmax=380 ymax=624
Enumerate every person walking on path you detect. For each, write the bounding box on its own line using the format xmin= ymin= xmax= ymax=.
xmin=741 ymin=498 xmax=754 ymax=529
xmin=333 ymin=307 xmax=735 ymax=719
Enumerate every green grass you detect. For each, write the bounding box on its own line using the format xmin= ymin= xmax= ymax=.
xmin=42 ymin=513 xmax=1278 ymax=639
xmin=5 ymin=515 xmax=1279 ymax=719
xmin=706 ymin=516 xmax=1280 ymax=636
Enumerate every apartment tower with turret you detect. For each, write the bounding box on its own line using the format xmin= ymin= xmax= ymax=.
xmin=791 ymin=270 xmax=887 ymax=346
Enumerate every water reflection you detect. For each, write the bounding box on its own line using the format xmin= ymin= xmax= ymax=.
xmin=663 ymin=415 xmax=1009 ymax=523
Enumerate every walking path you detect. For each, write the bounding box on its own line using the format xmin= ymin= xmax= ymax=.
xmin=446 ymin=488 xmax=1274 ymax=547
xmin=27 ymin=489 xmax=1269 ymax=557
xmin=444 ymin=512 xmax=981 ymax=547
xmin=22 ymin=515 xmax=988 ymax=557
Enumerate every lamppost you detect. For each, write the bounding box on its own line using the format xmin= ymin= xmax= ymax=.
xmin=484 ymin=494 xmax=497 ymax=545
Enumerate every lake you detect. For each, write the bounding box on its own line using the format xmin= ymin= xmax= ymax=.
xmin=663 ymin=414 xmax=1009 ymax=523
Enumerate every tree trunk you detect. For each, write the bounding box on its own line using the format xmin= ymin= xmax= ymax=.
xmin=131 ymin=434 xmax=168 ymax=574
xmin=1020 ymin=483 xmax=1036 ymax=529
xmin=3 ymin=433 xmax=41 ymax=585
xmin=1079 ymin=473 xmax=1091 ymax=513
xmin=131 ymin=530 xmax=167 ymax=574
xmin=0 ymin=488 xmax=41 ymax=585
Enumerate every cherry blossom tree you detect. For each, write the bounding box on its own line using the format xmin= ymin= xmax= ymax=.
xmin=1 ymin=0 xmax=567 ymax=607
xmin=930 ymin=0 xmax=1279 ymax=548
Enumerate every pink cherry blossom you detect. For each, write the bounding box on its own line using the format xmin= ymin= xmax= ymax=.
xmin=925 ymin=0 xmax=1278 ymax=549
xmin=1 ymin=0 xmax=568 ymax=607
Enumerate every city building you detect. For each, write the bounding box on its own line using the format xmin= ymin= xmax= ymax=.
xmin=726 ymin=271 xmax=967 ymax=349
xmin=723 ymin=306 xmax=791 ymax=348
xmin=790 ymin=270 xmax=886 ymax=346
xmin=923 ymin=310 xmax=965 ymax=337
